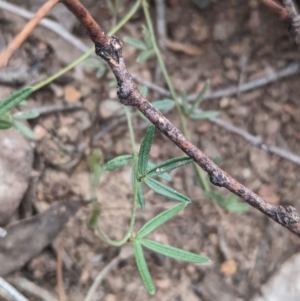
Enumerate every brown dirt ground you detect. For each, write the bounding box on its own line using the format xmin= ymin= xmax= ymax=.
xmin=1 ymin=0 xmax=300 ymax=300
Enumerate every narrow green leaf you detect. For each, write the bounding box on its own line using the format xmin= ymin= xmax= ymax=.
xmin=140 ymin=239 xmax=210 ymax=264
xmin=136 ymin=50 xmax=153 ymax=63
xmin=123 ymin=36 xmax=148 ymax=50
xmin=225 ymin=202 xmax=248 ymax=213
xmin=14 ymin=109 xmax=39 ymax=120
xmin=138 ymin=125 xmax=155 ymax=175
xmin=146 ymin=156 xmax=193 ymax=178
xmin=204 ymin=191 xmax=224 ymax=204
xmin=147 ymin=161 xmax=171 ymax=181
xmin=137 ymin=202 xmax=186 ymax=238
xmin=140 ymin=86 xmax=148 ymax=97
xmin=192 ymin=80 xmax=210 ymax=108
xmin=88 ymin=202 xmax=101 ymax=228
xmin=0 ymin=87 xmax=33 ymax=116
xmin=137 ymin=110 xmax=149 ymax=122
xmin=142 ymin=25 xmax=153 ymax=49
xmin=152 ymin=99 xmax=175 ymax=111
xmin=145 ymin=177 xmax=191 ymax=203
xmin=133 ymin=240 xmax=156 ymax=294
xmin=104 ymin=155 xmax=133 ymax=171
xmin=137 ymin=182 xmax=145 ymax=209
xmin=13 ymin=120 xmax=35 ymax=139
xmin=189 ymin=111 xmax=219 ymax=120
xmin=225 ymin=193 xmax=238 ymax=204
xmin=0 ymin=119 xmax=13 ymax=130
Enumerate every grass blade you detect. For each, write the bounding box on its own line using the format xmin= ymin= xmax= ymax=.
xmin=191 ymin=79 xmax=210 ymax=108
xmin=137 ymin=202 xmax=186 ymax=238
xmin=13 ymin=109 xmax=39 ymax=120
xmin=104 ymin=155 xmax=133 ymax=171
xmin=146 ymin=156 xmax=193 ymax=178
xmin=136 ymin=50 xmax=153 ymax=63
xmin=138 ymin=124 xmax=155 ymax=175
xmin=0 ymin=119 xmax=13 ymax=130
xmin=140 ymin=239 xmax=210 ymax=264
xmin=189 ymin=111 xmax=219 ymax=120
xmin=145 ymin=177 xmax=191 ymax=203
xmin=0 ymin=87 xmax=33 ymax=116
xmin=133 ymin=240 xmax=156 ymax=294
xmin=152 ymin=99 xmax=175 ymax=111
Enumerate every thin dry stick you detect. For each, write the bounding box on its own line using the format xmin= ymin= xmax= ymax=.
xmin=259 ymin=0 xmax=289 ymax=19
xmin=0 ymin=0 xmax=90 ymax=53
xmin=56 ymin=241 xmax=67 ymax=301
xmin=62 ymin=0 xmax=300 ymax=237
xmin=131 ymin=71 xmax=300 ymax=166
xmin=0 ymin=0 xmax=60 ymax=68
xmin=283 ymin=0 xmax=300 ymax=46
xmin=0 ymin=277 xmax=29 ymax=301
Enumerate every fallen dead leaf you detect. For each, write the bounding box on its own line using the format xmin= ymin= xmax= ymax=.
xmin=0 ymin=199 xmax=86 ymax=276
xmin=166 ymin=39 xmax=203 ymax=56
xmin=64 ymin=85 xmax=82 ymax=102
xmin=220 ymin=259 xmax=237 ymax=276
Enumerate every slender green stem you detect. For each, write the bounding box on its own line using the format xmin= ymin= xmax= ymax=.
xmin=33 ymin=0 xmax=142 ymax=91
xmin=142 ymin=0 xmax=188 ymax=135
xmin=142 ymin=0 xmax=209 ymax=190
xmin=124 ymin=107 xmax=137 ymax=155
xmin=95 ymin=106 xmax=139 ymax=247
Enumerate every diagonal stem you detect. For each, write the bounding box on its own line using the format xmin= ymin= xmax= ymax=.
xmin=61 ymin=0 xmax=300 ymax=237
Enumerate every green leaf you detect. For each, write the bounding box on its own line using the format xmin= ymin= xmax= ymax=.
xmin=0 ymin=119 xmax=13 ymax=130
xmin=204 ymin=191 xmax=224 ymax=204
xmin=87 ymin=202 xmax=101 ymax=228
xmin=0 ymin=87 xmax=33 ymax=116
xmin=138 ymin=125 xmax=155 ymax=175
xmin=137 ymin=182 xmax=145 ymax=209
xmin=13 ymin=109 xmax=39 ymax=120
xmin=136 ymin=50 xmax=153 ymax=63
xmin=13 ymin=120 xmax=35 ymax=139
xmin=133 ymin=240 xmax=155 ymax=295
xmin=140 ymin=239 xmax=210 ymax=264
xmin=137 ymin=202 xmax=186 ymax=238
xmin=145 ymin=177 xmax=191 ymax=203
xmin=152 ymin=99 xmax=175 ymax=111
xmin=104 ymin=155 xmax=134 ymax=171
xmin=142 ymin=25 xmax=153 ymax=49
xmin=123 ymin=36 xmax=148 ymax=50
xmin=140 ymin=86 xmax=148 ymax=97
xmin=189 ymin=111 xmax=219 ymax=120
xmin=147 ymin=161 xmax=171 ymax=181
xmin=225 ymin=202 xmax=248 ymax=213
xmin=191 ymin=80 xmax=210 ymax=108
xmin=146 ymin=156 xmax=193 ymax=178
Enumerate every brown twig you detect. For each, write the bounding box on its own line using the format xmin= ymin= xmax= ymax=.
xmin=259 ymin=0 xmax=289 ymax=20
xmin=61 ymin=0 xmax=300 ymax=237
xmin=0 ymin=0 xmax=60 ymax=69
xmin=283 ymin=0 xmax=300 ymax=46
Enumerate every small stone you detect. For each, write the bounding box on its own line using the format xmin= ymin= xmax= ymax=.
xmin=213 ymin=21 xmax=236 ymax=41
xmin=220 ymin=97 xmax=230 ymax=108
xmin=220 ymin=259 xmax=237 ymax=276
xmin=64 ymin=85 xmax=82 ymax=102
xmin=105 ymin=294 xmax=116 ymax=301
xmin=34 ymin=125 xmax=47 ymax=140
xmin=99 ymin=100 xmax=123 ymax=119
xmin=156 ymin=278 xmax=171 ymax=290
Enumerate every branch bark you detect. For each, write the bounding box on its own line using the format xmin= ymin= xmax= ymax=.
xmin=62 ymin=0 xmax=300 ymax=237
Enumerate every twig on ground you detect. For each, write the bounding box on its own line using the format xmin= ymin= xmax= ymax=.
xmin=7 ymin=277 xmax=58 ymax=301
xmin=0 ymin=277 xmax=29 ymax=301
xmin=131 ymin=70 xmax=300 ymax=166
xmin=84 ymin=247 xmax=133 ymax=301
xmin=0 ymin=0 xmax=90 ymax=54
xmin=62 ymin=0 xmax=300 ymax=237
xmin=283 ymin=0 xmax=300 ymax=46
xmin=56 ymin=241 xmax=67 ymax=301
xmin=0 ymin=0 xmax=60 ymax=68
xmin=24 ymin=102 xmax=84 ymax=116
xmin=133 ymin=62 xmax=300 ymax=101
xmin=259 ymin=0 xmax=289 ymax=20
